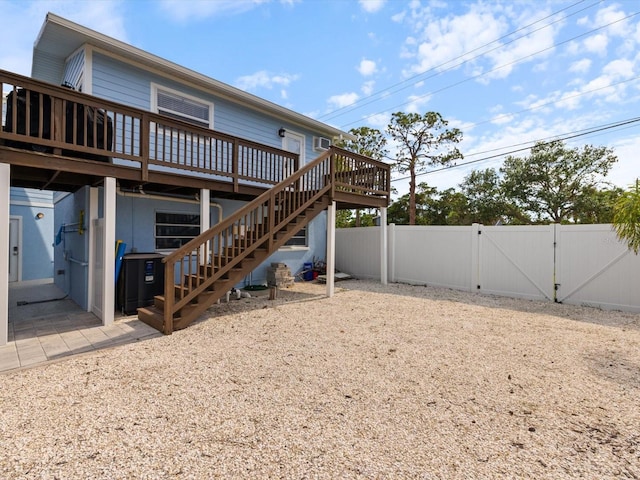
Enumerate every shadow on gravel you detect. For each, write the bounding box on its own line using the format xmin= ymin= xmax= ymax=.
xmin=337 ymin=278 xmax=640 ymax=332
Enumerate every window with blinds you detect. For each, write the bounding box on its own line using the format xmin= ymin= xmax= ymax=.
xmin=152 ymin=84 xmax=212 ymax=129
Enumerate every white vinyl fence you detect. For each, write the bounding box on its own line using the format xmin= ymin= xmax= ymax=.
xmin=336 ymin=224 xmax=640 ymax=313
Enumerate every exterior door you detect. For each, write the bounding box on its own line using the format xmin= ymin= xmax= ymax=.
xmin=282 ymin=130 xmax=305 ymax=178
xmin=9 ymin=217 xmax=21 ymax=283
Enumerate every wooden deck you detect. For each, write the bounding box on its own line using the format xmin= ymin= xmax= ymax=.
xmin=1 ymin=68 xmax=390 ymax=207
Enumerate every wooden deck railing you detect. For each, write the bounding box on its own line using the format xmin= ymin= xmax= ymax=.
xmin=0 ymin=69 xmax=297 ymax=188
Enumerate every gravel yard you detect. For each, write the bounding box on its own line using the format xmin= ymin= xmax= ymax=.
xmin=1 ymin=280 xmax=639 ymax=479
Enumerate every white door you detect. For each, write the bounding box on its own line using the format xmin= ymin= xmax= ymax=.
xmin=9 ymin=217 xmax=21 ymax=283
xmin=282 ymin=130 xmax=305 ymax=179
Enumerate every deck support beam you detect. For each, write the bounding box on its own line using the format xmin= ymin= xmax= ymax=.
xmin=326 ymin=202 xmax=336 ymax=298
xmin=380 ymin=206 xmax=388 ymax=285
xmin=200 ymin=188 xmax=210 ymax=265
xmin=0 ymin=164 xmax=9 ymax=346
xmin=101 ymin=177 xmax=116 ymax=326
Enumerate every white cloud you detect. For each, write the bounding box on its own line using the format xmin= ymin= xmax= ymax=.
xmin=403 ymin=3 xmax=509 ymax=76
xmin=235 ymin=70 xmax=300 ymax=91
xmin=583 ymin=33 xmax=608 ymax=56
xmin=602 ymin=58 xmax=635 ymax=79
xmin=405 ymin=93 xmax=431 ymax=113
xmin=569 ymin=58 xmax=592 ymax=74
xmin=483 ymin=8 xmax=561 ymax=80
xmin=366 ymin=112 xmax=390 ymax=129
xmin=358 ymin=59 xmax=377 ymax=76
xmin=359 ymin=0 xmax=386 ymax=14
xmin=608 ymin=136 xmax=640 ymax=188
xmin=399 ymin=2 xmax=564 ymax=82
xmin=361 ymin=80 xmax=375 ymax=95
xmin=328 ymin=92 xmax=359 ymax=108
xmin=159 ymin=0 xmax=270 ymax=21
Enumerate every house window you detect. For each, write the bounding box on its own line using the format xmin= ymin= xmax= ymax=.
xmin=155 ymin=211 xmax=201 ymax=250
xmin=152 ymin=84 xmax=213 ymax=129
xmin=284 ymin=226 xmax=308 ymax=247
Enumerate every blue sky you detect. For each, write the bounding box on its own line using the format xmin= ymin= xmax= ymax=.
xmin=2 ymin=0 xmax=639 ymax=199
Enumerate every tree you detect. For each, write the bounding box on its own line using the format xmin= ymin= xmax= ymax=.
xmin=459 ymin=168 xmax=530 ymax=225
xmin=613 ymin=179 xmax=640 ymax=254
xmin=573 ymin=186 xmax=622 ymax=224
xmin=337 ymin=126 xmax=387 ymax=160
xmin=336 ymin=126 xmax=388 ymax=227
xmin=388 ymin=183 xmax=437 ymax=225
xmin=387 ymin=112 xmax=463 ymax=225
xmin=500 ymin=140 xmax=617 ymax=223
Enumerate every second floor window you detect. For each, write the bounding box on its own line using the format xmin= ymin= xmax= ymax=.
xmin=152 ymin=84 xmax=213 ymax=129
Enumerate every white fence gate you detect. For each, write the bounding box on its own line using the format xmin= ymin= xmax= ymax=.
xmin=478 ymin=225 xmax=555 ymax=301
xmin=336 ymin=224 xmax=640 ymax=313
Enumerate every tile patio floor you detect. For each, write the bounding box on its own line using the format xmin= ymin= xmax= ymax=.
xmin=0 ymin=280 xmax=162 ymax=373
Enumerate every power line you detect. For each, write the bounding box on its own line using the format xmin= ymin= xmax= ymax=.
xmin=319 ymin=0 xmax=597 ymax=122
xmin=390 ymin=116 xmax=640 ymax=182
xmin=340 ymin=10 xmax=640 ymax=129
xmin=464 ymin=75 xmax=640 ymax=131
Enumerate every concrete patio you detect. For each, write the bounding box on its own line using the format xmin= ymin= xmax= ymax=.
xmin=0 ymin=280 xmax=162 ymax=373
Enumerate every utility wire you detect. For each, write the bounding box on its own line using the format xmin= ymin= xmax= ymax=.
xmin=390 ymin=116 xmax=640 ymax=182
xmin=319 ymin=0 xmax=596 ymax=122
xmin=464 ymin=75 xmax=640 ymax=131
xmin=340 ymin=10 xmax=640 ymax=129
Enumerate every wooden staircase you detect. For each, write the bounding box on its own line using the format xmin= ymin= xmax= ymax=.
xmin=137 ymin=146 xmax=389 ymax=334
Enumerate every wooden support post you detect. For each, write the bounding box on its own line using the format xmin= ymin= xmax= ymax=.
xmin=269 ymin=287 xmax=278 ymax=300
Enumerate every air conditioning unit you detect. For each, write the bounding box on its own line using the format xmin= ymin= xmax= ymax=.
xmin=313 ymin=136 xmax=331 ymax=151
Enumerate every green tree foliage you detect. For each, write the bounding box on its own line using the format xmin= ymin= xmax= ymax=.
xmin=573 ymin=186 xmax=623 ymax=224
xmin=501 ymin=140 xmax=617 ymax=223
xmin=387 ymin=112 xmax=463 ymax=225
xmin=337 ymin=126 xmax=387 ymax=160
xmin=336 ymin=209 xmax=378 ymax=228
xmin=387 ymin=184 xmax=470 ymax=225
xmin=613 ymin=179 xmax=640 ymax=254
xmin=459 ymin=168 xmax=530 ymax=225
xmin=388 ymin=183 xmax=436 ymax=225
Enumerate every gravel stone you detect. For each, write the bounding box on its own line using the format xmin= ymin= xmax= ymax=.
xmin=1 ymin=280 xmax=639 ymax=479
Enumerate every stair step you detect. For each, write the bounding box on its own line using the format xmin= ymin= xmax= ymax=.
xmin=139 ymin=190 xmax=331 ymax=334
xmin=137 ymin=306 xmax=166 ymax=333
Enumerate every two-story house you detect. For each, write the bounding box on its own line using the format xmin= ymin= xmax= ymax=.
xmin=0 ymin=13 xmax=390 ymax=344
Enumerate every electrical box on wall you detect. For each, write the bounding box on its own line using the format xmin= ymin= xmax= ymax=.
xmin=313 ymin=136 xmax=331 ymax=151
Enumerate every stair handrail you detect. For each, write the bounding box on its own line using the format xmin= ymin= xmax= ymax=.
xmin=160 ymin=146 xmax=390 ymax=333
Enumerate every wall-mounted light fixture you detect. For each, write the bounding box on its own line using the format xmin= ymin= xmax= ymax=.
xmin=278 ymin=128 xmax=286 ymax=138
xmin=35 ymin=212 xmax=45 ymax=219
